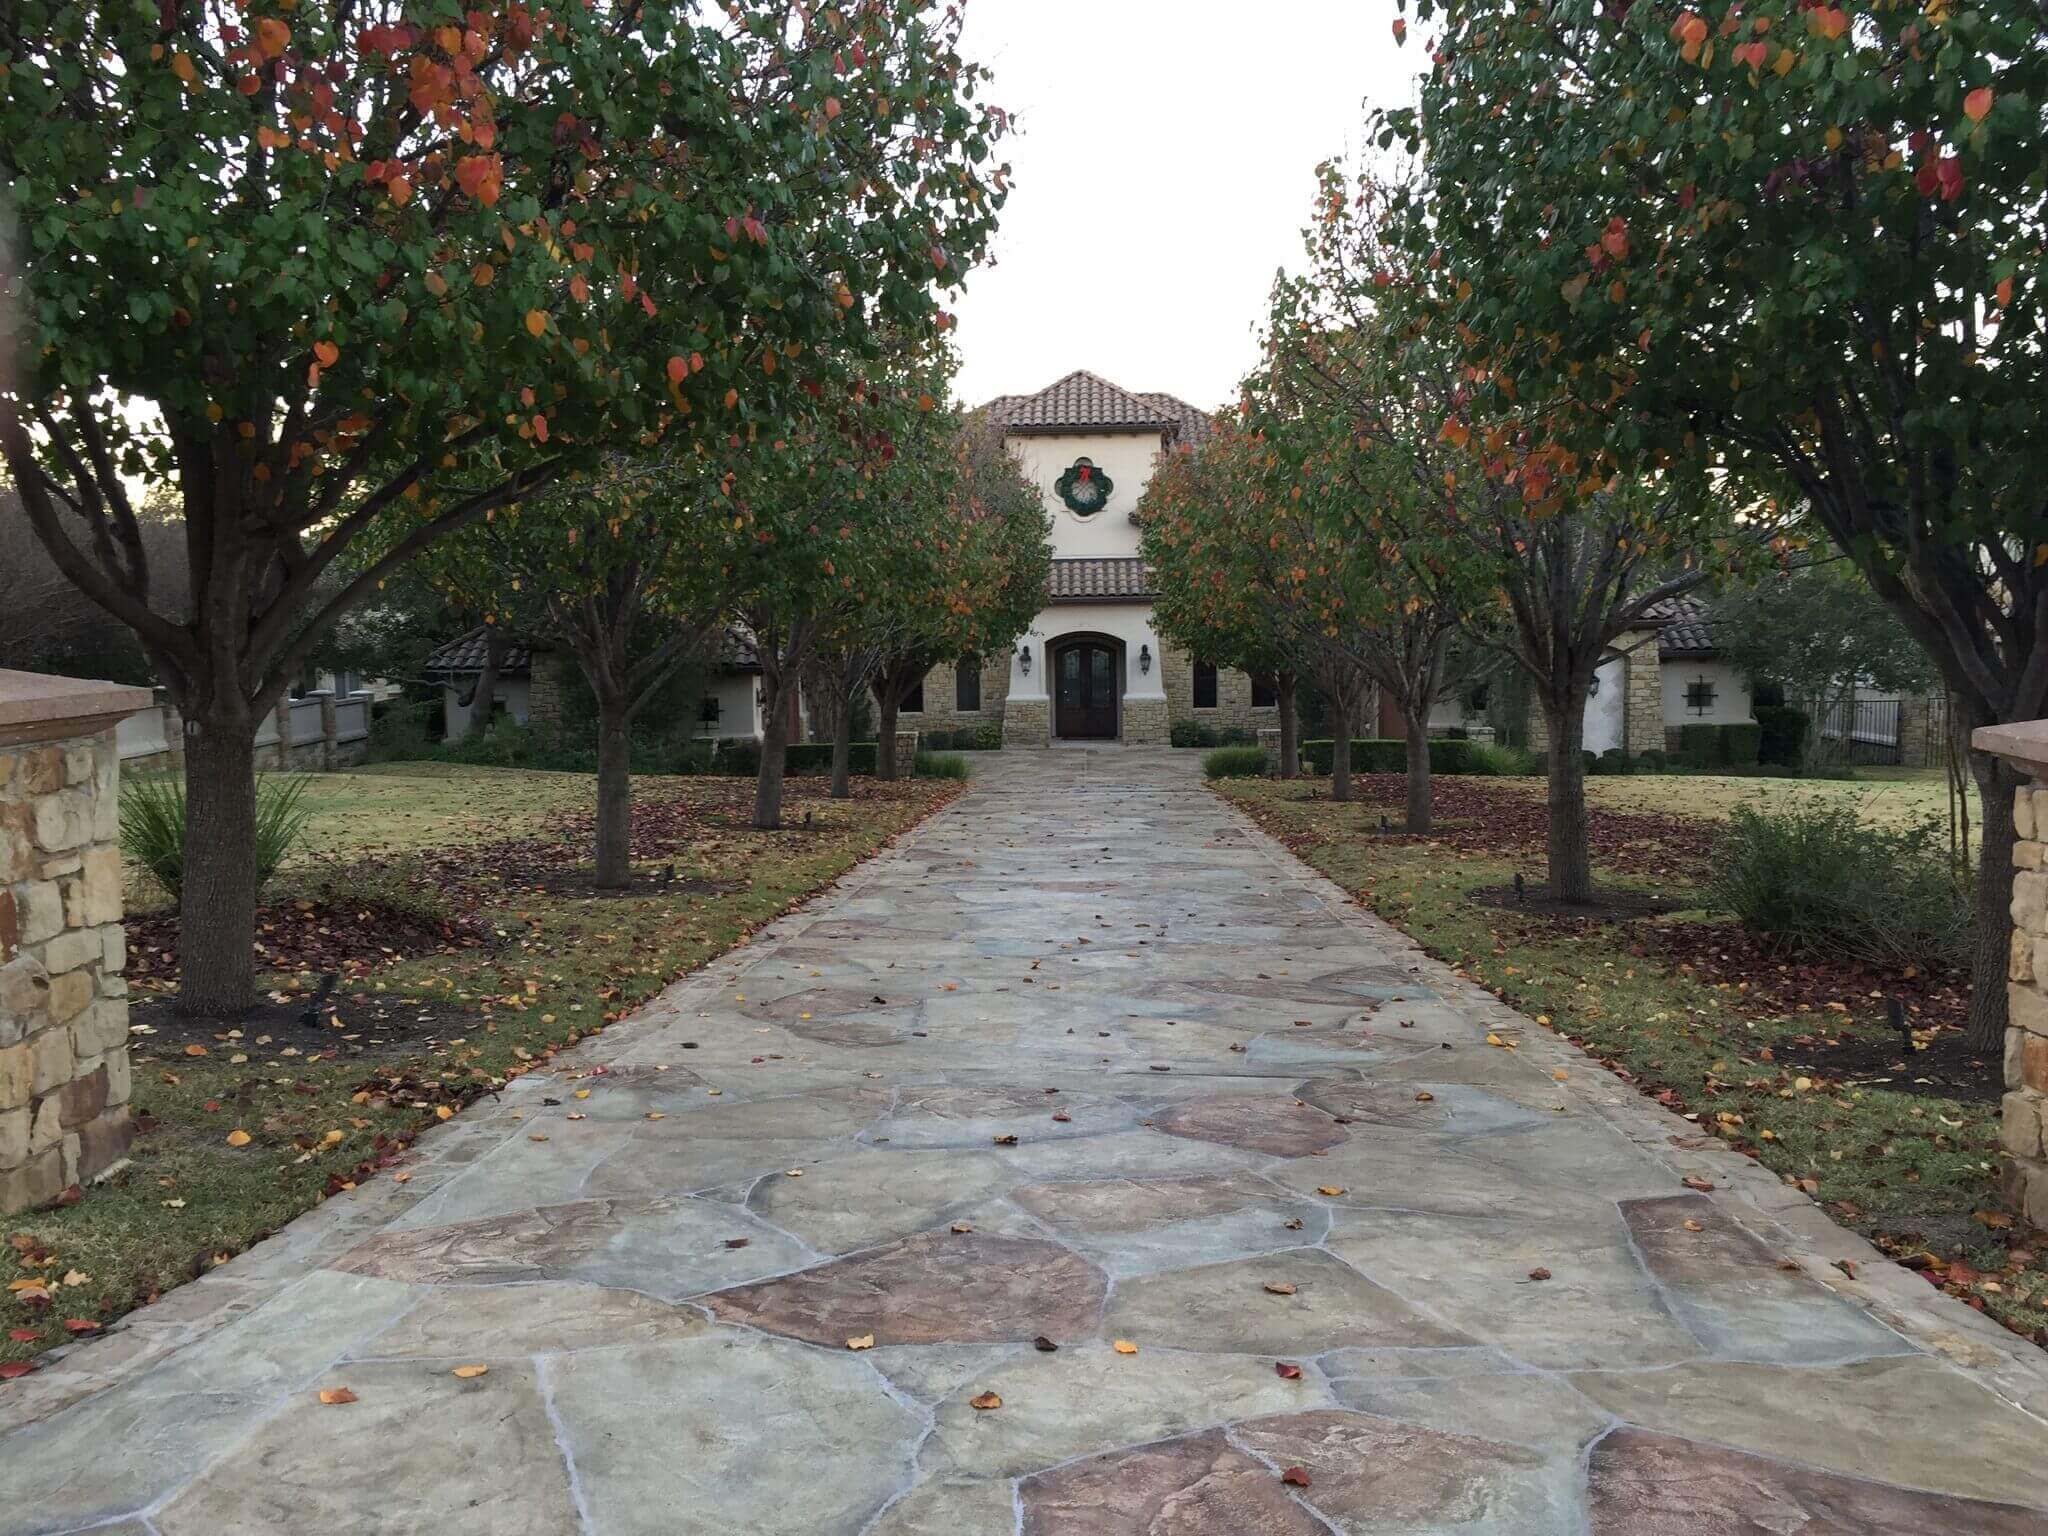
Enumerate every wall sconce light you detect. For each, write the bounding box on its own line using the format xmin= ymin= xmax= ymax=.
xmin=1018 ymin=645 xmax=1032 ymax=677
xmin=1138 ymin=644 xmax=1152 ymax=677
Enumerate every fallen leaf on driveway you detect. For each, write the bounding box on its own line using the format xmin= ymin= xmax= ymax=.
xmin=452 ymin=1365 xmax=488 ymax=1379
xmin=1281 ymin=1466 xmax=1312 ymax=1488
xmin=0 ymin=1362 xmax=36 ymax=1379
xmin=846 ymin=1335 xmax=875 ymax=1351
xmin=317 ymin=1387 xmax=358 ymax=1405
xmin=1316 ymin=1186 xmax=1345 ymax=1197
xmin=950 ymin=1221 xmax=973 ymax=1234
xmin=1414 ymin=1091 xmax=1434 ymax=1103
xmin=992 ymin=1134 xmax=1019 ymax=1146
xmin=969 ymin=1391 xmax=1002 ymax=1411
xmin=1274 ymin=1362 xmax=1303 ymax=1380
xmin=1033 ymin=1336 xmax=1058 ymax=1352
xmin=1681 ymin=1176 xmax=1713 ymax=1192
xmin=1527 ymin=1267 xmax=1552 ymax=1281
xmin=1264 ymin=1282 xmax=1297 ymax=1296
xmin=1681 ymin=1219 xmax=1704 ymax=1232
xmin=1112 ymin=1339 xmax=1138 ymax=1354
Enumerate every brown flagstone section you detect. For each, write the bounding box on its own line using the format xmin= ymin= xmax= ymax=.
xmin=705 ymin=1230 xmax=1107 ymax=1345
xmin=1018 ymin=1430 xmax=1323 ymax=1536
xmin=1230 ymin=1409 xmax=1549 ymax=1528
xmin=1150 ymin=1096 xmax=1349 ymax=1158
xmin=1586 ymin=1427 xmax=2048 ymax=1534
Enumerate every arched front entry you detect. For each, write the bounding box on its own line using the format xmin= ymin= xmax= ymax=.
xmin=1051 ymin=633 xmax=1123 ymax=740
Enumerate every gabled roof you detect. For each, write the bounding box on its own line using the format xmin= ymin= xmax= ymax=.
xmin=423 ymin=629 xmax=533 ymax=677
xmin=1644 ymin=595 xmax=1718 ymax=659
xmin=984 ymin=370 xmax=1209 ymax=440
xmin=1048 ymin=557 xmax=1157 ymax=603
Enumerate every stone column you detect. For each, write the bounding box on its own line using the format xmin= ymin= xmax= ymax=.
xmin=0 ymin=670 xmax=152 ymax=1214
xmin=1622 ymin=632 xmax=1665 ymax=758
xmin=1973 ymin=720 xmax=2048 ymax=1228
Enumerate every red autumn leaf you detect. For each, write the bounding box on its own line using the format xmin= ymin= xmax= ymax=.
xmin=1280 ymin=1466 xmax=1312 ymax=1488
xmin=1274 ymin=1361 xmax=1304 ymax=1379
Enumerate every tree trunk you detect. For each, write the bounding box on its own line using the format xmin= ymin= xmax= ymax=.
xmin=593 ymin=696 xmax=633 ymax=888
xmin=458 ymin=628 xmax=507 ymax=737
xmin=1329 ymin=688 xmax=1353 ymax=803
xmin=876 ymin=687 xmax=902 ymax=781
xmin=1544 ymin=702 xmax=1593 ymax=904
xmin=1402 ymin=707 xmax=1433 ymax=833
xmin=177 ymin=706 xmax=260 ymax=1016
xmin=831 ymin=691 xmax=854 ymax=800
xmin=1966 ymin=748 xmax=2017 ymax=1054
xmin=754 ymin=678 xmax=792 ymax=830
xmin=1278 ymin=672 xmax=1300 ymax=780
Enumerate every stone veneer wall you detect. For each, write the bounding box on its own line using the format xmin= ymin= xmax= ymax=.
xmin=1002 ymin=697 xmax=1050 ymax=748
xmin=905 ymin=655 xmax=1013 ymax=737
xmin=1158 ymin=643 xmax=1273 ymax=735
xmin=526 ymin=650 xmax=571 ymax=733
xmin=2001 ymin=782 xmax=2048 ymax=1226
xmin=1 ymin=672 xmax=151 ymax=1214
xmin=1623 ymin=636 xmax=1665 ymax=758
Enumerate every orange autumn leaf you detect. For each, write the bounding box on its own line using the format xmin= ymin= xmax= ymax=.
xmin=317 ymin=1387 xmax=357 ymax=1405
xmin=225 ymin=1129 xmax=252 ymax=1147
xmin=1964 ymin=87 xmax=1993 ymax=122
xmin=524 ymin=309 xmax=547 ymax=338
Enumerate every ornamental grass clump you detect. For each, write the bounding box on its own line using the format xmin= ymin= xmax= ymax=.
xmin=121 ymin=772 xmax=315 ymax=902
xmin=1708 ymin=802 xmax=1970 ymax=974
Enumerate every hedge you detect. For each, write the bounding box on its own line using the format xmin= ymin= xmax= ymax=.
xmin=1754 ymin=705 xmax=1809 ymax=769
xmin=1202 ymin=745 xmax=1268 ymax=780
xmin=1677 ymin=721 xmax=1763 ymax=769
xmin=1299 ymin=737 xmax=1509 ymax=775
xmin=784 ymin=741 xmax=880 ymax=776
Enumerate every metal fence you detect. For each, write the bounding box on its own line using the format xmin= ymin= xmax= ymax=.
xmin=1815 ymin=696 xmax=1902 ymax=765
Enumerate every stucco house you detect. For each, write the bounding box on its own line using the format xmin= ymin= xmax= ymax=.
xmin=896 ymin=370 xmax=1274 ymax=746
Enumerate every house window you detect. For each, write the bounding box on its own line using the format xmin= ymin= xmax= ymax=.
xmin=900 ymin=677 xmax=924 ymax=714
xmin=1193 ymin=659 xmax=1219 ymax=709
xmin=1685 ymin=677 xmax=1718 ymax=716
xmin=956 ymin=658 xmax=981 ymax=713
xmin=1251 ymin=675 xmax=1278 ymax=708
xmin=699 ymin=695 xmax=722 ymax=726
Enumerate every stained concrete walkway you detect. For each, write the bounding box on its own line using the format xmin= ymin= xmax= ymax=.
xmin=6 ymin=748 xmax=2048 ymax=1535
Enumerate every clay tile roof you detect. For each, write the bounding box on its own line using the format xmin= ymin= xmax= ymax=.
xmin=987 ymin=370 xmax=1183 ymax=436
xmin=1645 ymin=595 xmax=1718 ymax=659
xmin=423 ymin=629 xmax=533 ymax=677
xmin=1048 ymin=557 xmax=1157 ymax=602
xmin=1135 ymin=391 xmax=1219 ymax=447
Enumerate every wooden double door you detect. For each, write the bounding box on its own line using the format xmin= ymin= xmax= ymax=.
xmin=1054 ymin=640 xmax=1119 ymax=740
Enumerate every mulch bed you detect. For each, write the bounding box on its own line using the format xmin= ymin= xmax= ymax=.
xmin=1299 ymin=775 xmax=1718 ymax=876
xmin=125 ymin=993 xmax=481 ymax=1064
xmin=1625 ymin=919 xmax=1989 ymax=1101
xmin=126 ymin=896 xmax=490 ymax=993
xmin=1468 ymin=882 xmax=1688 ymax=922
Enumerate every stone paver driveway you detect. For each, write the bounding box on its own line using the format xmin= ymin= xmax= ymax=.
xmin=7 ymin=748 xmax=2048 ymax=1535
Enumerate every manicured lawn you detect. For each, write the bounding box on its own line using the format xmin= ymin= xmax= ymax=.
xmin=1216 ymin=773 xmax=2045 ymax=1350
xmin=1498 ymin=764 xmax=1971 ymax=835
xmin=4 ymin=765 xmax=959 ymax=1367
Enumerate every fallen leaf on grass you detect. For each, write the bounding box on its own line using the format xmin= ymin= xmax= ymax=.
xmin=225 ymin=1129 xmax=252 ymax=1148
xmin=61 ymin=1319 xmax=98 ymax=1334
xmin=7 ymin=1328 xmax=38 ymax=1342
xmin=0 ymin=1362 xmax=36 ymax=1379
xmin=452 ymin=1364 xmax=489 ymax=1379
xmin=435 ymin=1105 xmax=453 ymax=1121
xmin=968 ymin=1391 xmax=1002 ymax=1411
xmin=317 ymin=1387 xmax=358 ymax=1405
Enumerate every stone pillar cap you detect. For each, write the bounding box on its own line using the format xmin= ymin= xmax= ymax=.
xmin=1973 ymin=720 xmax=2048 ymax=778
xmin=0 ymin=670 xmax=153 ymax=747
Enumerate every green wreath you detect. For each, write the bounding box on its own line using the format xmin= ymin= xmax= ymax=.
xmin=1056 ymin=457 xmax=1113 ymax=516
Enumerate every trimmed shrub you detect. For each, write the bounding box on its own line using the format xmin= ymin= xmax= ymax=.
xmin=714 ymin=737 xmax=761 ymax=776
xmin=1173 ymin=720 xmax=1257 ymax=749
xmin=1754 ymin=705 xmax=1809 ymax=769
xmin=784 ymin=741 xmax=880 ymax=776
xmin=1678 ymin=721 xmax=1764 ymax=769
xmin=1636 ymin=748 xmax=1668 ymax=773
xmin=1590 ymin=748 xmax=1635 ymax=776
xmin=1299 ymin=737 xmax=1510 ymax=776
xmin=914 ymin=751 xmax=970 ymax=780
xmin=1202 ymin=745 xmax=1269 ymax=780
xmin=921 ymin=724 xmax=1003 ymax=751
xmin=1708 ymin=803 xmax=1970 ymax=971
xmin=120 ymin=771 xmax=314 ymax=901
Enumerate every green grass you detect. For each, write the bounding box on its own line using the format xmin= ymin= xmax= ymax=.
xmin=4 ymin=767 xmax=958 ymax=1365
xmin=1502 ymin=765 xmax=1973 ymax=835
xmin=1217 ymin=777 xmax=2045 ymax=1349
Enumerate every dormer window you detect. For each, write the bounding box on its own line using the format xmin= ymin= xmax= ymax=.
xmin=1056 ymin=457 xmax=1113 ymax=516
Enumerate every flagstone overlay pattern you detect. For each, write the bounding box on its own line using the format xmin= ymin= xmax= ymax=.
xmin=4 ymin=749 xmax=2047 ymax=1536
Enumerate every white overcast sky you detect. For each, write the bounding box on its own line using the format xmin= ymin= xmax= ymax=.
xmin=948 ymin=0 xmax=1424 ymax=413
